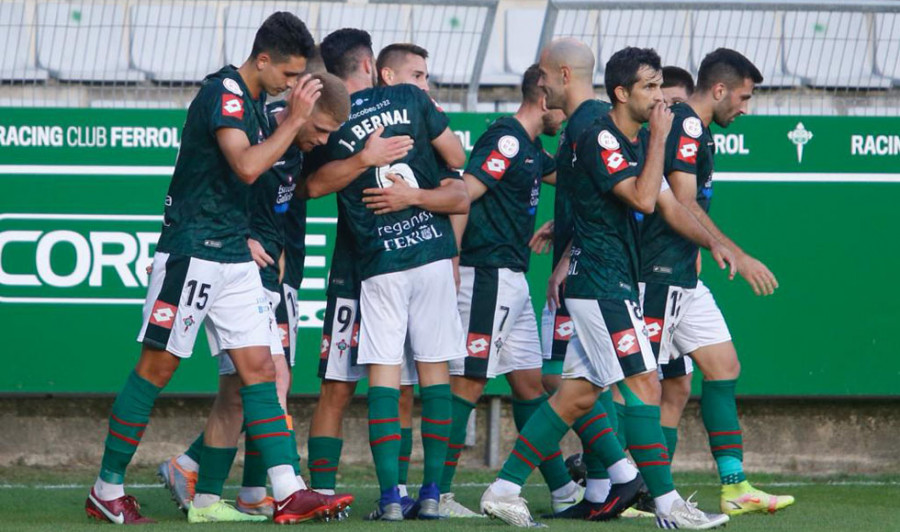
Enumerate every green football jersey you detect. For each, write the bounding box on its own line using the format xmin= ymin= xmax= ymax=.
xmin=282 ymin=192 xmax=307 ymax=291
xmin=553 ymin=99 xmax=613 ymax=268
xmin=640 ymin=103 xmax=715 ymax=288
xmin=318 ymin=84 xmax=457 ymax=280
xmin=460 ymin=116 xmax=554 ymax=272
xmin=326 ymin=207 xmax=361 ymax=298
xmin=156 ymin=65 xmax=268 ymax=263
xmin=565 ymin=113 xmax=648 ymax=301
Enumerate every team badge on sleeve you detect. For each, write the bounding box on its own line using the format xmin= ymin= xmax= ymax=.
xmin=222 ymin=94 xmax=244 ymax=120
xmin=482 ymin=150 xmax=510 ymax=180
xmin=601 ymin=149 xmax=628 ymax=173
xmin=676 ymin=136 xmax=700 ymax=164
xmin=683 ymin=117 xmax=702 ymax=139
xmin=223 ymin=78 xmax=243 ymax=96
xmin=498 ymin=135 xmax=520 ymax=158
xmin=597 ymin=129 xmax=620 ymax=150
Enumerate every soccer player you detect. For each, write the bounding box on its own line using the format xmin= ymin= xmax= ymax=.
xmin=435 ymin=64 xmax=583 ymax=518
xmin=84 ymin=13 xmax=348 ymax=525
xmin=640 ymin=47 xmax=794 ymax=516
xmin=661 ymin=66 xmax=695 ymax=106
xmin=479 ymin=43 xmax=733 ymax=529
xmin=313 ymin=29 xmax=469 ymax=521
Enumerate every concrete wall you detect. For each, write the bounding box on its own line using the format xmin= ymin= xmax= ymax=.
xmin=2 ymin=396 xmax=898 ymax=474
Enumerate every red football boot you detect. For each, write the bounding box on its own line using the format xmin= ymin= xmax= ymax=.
xmin=85 ymin=488 xmax=155 ymax=524
xmin=273 ymin=489 xmax=337 ymax=524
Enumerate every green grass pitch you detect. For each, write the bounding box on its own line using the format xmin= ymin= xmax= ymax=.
xmin=1 ymin=465 xmax=899 ymax=531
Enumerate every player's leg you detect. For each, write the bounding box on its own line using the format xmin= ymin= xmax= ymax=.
xmin=659 ymin=359 xmax=693 ymax=458
xmin=398 ymin=355 xmax=416 ymax=514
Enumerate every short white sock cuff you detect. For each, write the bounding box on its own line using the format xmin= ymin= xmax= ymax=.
xmin=491 ymin=478 xmax=522 ymax=498
xmin=655 ymin=490 xmax=682 ymax=515
xmin=269 ymin=465 xmax=301 ymax=501
xmin=585 ymin=478 xmax=612 ymax=503
xmin=607 ymin=458 xmax=638 ymax=484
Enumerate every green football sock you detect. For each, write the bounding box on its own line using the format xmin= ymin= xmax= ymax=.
xmin=439 ymin=394 xmax=475 ymax=493
xmin=287 ymin=429 xmax=301 ymax=476
xmin=240 ymin=382 xmax=293 ymax=470
xmin=196 ymin=444 xmax=237 ymax=496
xmin=185 ymin=433 xmax=204 ymax=464
xmin=100 ymin=371 xmax=161 ymax=483
xmin=308 ymin=436 xmax=342 ymax=490
xmin=662 ymin=426 xmax=679 ymax=460
xmin=583 ymin=389 xmax=617 ymax=481
xmin=498 ymin=401 xmax=570 ymax=486
xmin=421 ymin=384 xmax=452 ymax=486
xmin=398 ymin=428 xmax=413 ymax=486
xmin=368 ymin=386 xmax=401 ymax=493
xmin=575 ymin=398 xmax=626 ymax=473
xmin=624 ymin=405 xmax=675 ymax=498
xmin=701 ymin=379 xmax=746 ymax=484
xmin=614 ymin=401 xmax=628 ymax=448
xmin=512 ymin=394 xmax=571 ymax=491
xmin=242 ymin=431 xmax=267 ymax=488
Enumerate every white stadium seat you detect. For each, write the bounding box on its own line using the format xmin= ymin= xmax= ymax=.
xmin=505 ymin=8 xmax=543 ymax=76
xmin=224 ymin=2 xmax=312 ymax=66
xmin=36 ymin=3 xmax=144 ymax=82
xmin=479 ymin=18 xmax=520 ymax=86
xmin=551 ymin=8 xmax=599 ymax=82
xmin=131 ymin=4 xmax=221 ymax=83
xmin=598 ymin=10 xmax=691 ymax=75
xmin=874 ymin=14 xmax=900 ymax=85
xmin=0 ymin=3 xmax=48 ymax=81
xmin=692 ymin=11 xmax=801 ymax=87
xmin=411 ymin=6 xmax=488 ymax=84
xmin=318 ymin=4 xmax=409 ymax=55
xmin=783 ymin=11 xmax=890 ymax=88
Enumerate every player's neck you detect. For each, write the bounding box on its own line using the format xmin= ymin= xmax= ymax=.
xmin=686 ymin=95 xmax=715 ymax=127
xmin=344 ymin=72 xmax=374 ymax=95
xmin=609 ymin=106 xmax=641 ymax=141
xmin=237 ymin=62 xmax=262 ymax=100
xmin=564 ymin=84 xmax=596 ymax=118
xmin=513 ymin=106 xmax=542 ymax=141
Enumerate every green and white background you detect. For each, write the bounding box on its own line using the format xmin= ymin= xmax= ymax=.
xmin=1 ymin=109 xmax=898 ymax=395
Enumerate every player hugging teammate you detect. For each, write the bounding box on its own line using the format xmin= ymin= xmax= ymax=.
xmin=85 ymin=9 xmax=792 ymax=529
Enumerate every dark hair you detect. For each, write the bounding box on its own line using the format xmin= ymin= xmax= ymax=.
xmin=250 ymin=12 xmax=315 ymax=62
xmin=320 ymin=28 xmax=374 ymax=79
xmin=376 ymin=43 xmax=429 ymax=84
xmin=696 ymin=48 xmax=763 ymax=92
xmin=521 ymin=64 xmax=543 ymax=104
xmin=662 ymin=66 xmax=694 ymax=95
xmin=604 ymin=47 xmax=662 ymax=103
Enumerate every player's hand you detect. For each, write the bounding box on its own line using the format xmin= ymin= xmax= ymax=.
xmin=362 ymin=174 xmax=420 ymax=214
xmin=736 ymin=253 xmax=778 ymax=296
xmin=360 ymin=127 xmax=414 ymax=167
xmin=286 ymin=74 xmax=322 ymax=123
xmin=529 ymin=220 xmax=555 ymax=255
xmin=546 ymin=256 xmax=569 ymax=311
xmin=709 ymin=241 xmax=737 ymax=280
xmin=248 ymin=238 xmax=274 ymax=269
xmin=649 ymin=102 xmax=674 ymax=139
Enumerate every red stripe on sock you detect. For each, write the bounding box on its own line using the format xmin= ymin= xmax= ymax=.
xmin=422 ymin=417 xmax=452 ymax=425
xmin=576 ymin=413 xmax=607 ymax=435
xmin=108 ymin=429 xmax=140 ymax=446
xmin=628 ymin=443 xmax=667 ymax=451
xmin=711 ymin=444 xmax=743 ymax=451
xmin=423 ymin=433 xmax=450 ymax=442
xmin=444 ymin=461 xmax=458 ymax=466
xmin=245 ymin=451 xmax=261 ymax=457
xmin=249 ymin=431 xmax=290 ymax=441
xmin=309 ymin=467 xmax=338 ymax=472
xmin=511 ymin=449 xmax=536 ymax=469
xmin=110 ymin=413 xmax=148 ymax=428
xmin=517 ymin=435 xmax=545 ymax=461
xmin=246 ymin=415 xmax=286 ymax=428
xmin=312 ymin=459 xmax=330 ymax=466
xmin=368 ymin=417 xmax=400 ymax=425
xmin=635 ymin=460 xmax=671 ymax=467
xmin=709 ymin=430 xmax=742 ymax=437
xmin=544 ymin=451 xmax=562 ymax=462
xmin=399 ymin=457 xmax=411 ymax=462
xmin=449 ymin=443 xmax=465 ymax=449
xmin=587 ymin=427 xmax=613 ymax=447
xmin=370 ymin=434 xmax=401 ymax=446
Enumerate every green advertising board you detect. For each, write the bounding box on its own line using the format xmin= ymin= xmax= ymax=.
xmin=1 ymin=108 xmax=898 ymax=395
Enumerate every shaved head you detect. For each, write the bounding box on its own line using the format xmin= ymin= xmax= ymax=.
xmin=542 ymin=38 xmax=594 ymax=81
xmin=537 ymin=38 xmax=596 ymax=113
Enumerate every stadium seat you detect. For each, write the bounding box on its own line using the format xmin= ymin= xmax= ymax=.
xmin=692 ymin=11 xmax=801 ymax=87
xmin=0 ymin=3 xmax=48 ymax=82
xmin=551 ymin=8 xmax=600 ymax=82
xmin=318 ymin=4 xmax=409 ymax=55
xmin=224 ymin=2 xmax=312 ymax=66
xmin=504 ymin=8 xmax=543 ymax=78
xmin=36 ymin=3 xmax=144 ymax=82
xmin=874 ymin=14 xmax=900 ymax=85
xmin=411 ymin=6 xmax=489 ymax=85
xmin=783 ymin=11 xmax=890 ymax=88
xmin=131 ymin=4 xmax=221 ymax=83
xmin=479 ymin=20 xmax=520 ymax=86
xmin=598 ymin=9 xmax=691 ymax=75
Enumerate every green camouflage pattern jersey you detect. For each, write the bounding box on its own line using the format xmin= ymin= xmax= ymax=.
xmin=460 ymin=116 xmax=555 ymax=272
xmin=553 ymin=99 xmax=613 ymax=268
xmin=640 ymin=103 xmax=714 ymax=288
xmin=566 ymin=113 xmax=648 ymax=301
xmin=156 ymin=65 xmax=268 ymax=263
xmin=317 ymin=84 xmax=456 ymax=279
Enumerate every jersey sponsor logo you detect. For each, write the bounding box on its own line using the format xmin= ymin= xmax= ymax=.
xmin=644 ymin=317 xmax=663 ymax=341
xmin=466 ymin=332 xmax=491 ymax=358
xmin=601 ymin=149 xmax=628 ymax=173
xmin=597 ymin=129 xmax=620 ymax=150
xmin=320 ymin=334 xmax=331 ymax=359
xmin=498 ymin=135 xmax=520 ymax=157
xmin=221 ymin=94 xmax=244 ymax=120
xmin=223 ymin=78 xmax=243 ymax=96
xmin=611 ymin=328 xmax=641 ymax=357
xmin=553 ymin=316 xmax=574 ymax=341
xmin=677 ymin=136 xmax=699 ymax=164
xmin=482 ymin=150 xmax=510 ymax=180
xmin=149 ymin=300 xmax=176 ymax=328
xmin=683 ymin=117 xmax=703 ymax=138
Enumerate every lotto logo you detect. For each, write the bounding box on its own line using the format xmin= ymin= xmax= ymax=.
xmin=481 ymin=150 xmax=509 ymax=180
xmin=611 ymin=328 xmax=641 ymax=357
xmin=467 ymin=333 xmax=491 ymax=358
xmin=278 ymin=324 xmax=290 ymax=347
xmin=677 ymin=137 xmax=699 ymax=164
xmin=601 ymin=149 xmax=627 ymax=173
xmin=149 ymin=301 xmax=176 ymax=328
xmin=222 ymin=94 xmax=244 ymax=119
xmin=351 ymin=323 xmax=360 ymax=347
xmin=320 ymin=335 xmax=331 ymax=359
xmin=554 ymin=316 xmax=574 ymax=340
xmin=645 ymin=317 xmax=663 ymax=341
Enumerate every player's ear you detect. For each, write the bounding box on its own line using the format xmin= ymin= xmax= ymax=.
xmin=255 ymin=52 xmax=271 ymax=71
xmin=614 ymin=85 xmax=629 ymax=105
xmin=379 ymin=67 xmax=392 ymax=85
xmin=713 ymin=82 xmax=727 ymax=102
xmin=539 ymin=94 xmax=549 ymax=113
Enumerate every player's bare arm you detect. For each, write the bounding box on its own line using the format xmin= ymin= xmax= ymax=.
xmin=546 ymin=239 xmax=572 ymax=310
xmin=656 ymin=190 xmax=736 ymax=279
xmin=362 ymin=175 xmax=469 ymax=215
xmin=431 ymin=127 xmax=467 ymax=169
xmin=611 ymin=102 xmax=673 ymax=213
xmin=529 ymin=220 xmax=554 ymax=255
xmin=302 ymin=127 xmax=414 ymax=198
xmin=217 ymin=74 xmax=322 ymax=184
xmin=247 ymin=237 xmax=274 ymax=269
xmin=542 ymin=171 xmax=557 ymax=185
